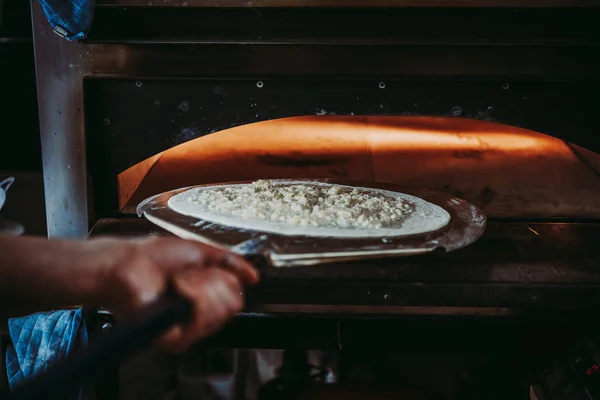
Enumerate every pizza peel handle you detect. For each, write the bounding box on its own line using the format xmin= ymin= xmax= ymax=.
xmin=3 ymin=293 xmax=192 ymax=400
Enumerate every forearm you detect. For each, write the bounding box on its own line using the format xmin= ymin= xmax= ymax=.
xmin=0 ymin=235 xmax=112 ymax=316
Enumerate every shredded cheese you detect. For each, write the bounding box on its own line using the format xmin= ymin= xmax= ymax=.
xmin=186 ymin=180 xmax=414 ymax=229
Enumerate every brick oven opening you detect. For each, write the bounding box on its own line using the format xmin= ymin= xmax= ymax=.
xmin=118 ymin=115 xmax=600 ymax=221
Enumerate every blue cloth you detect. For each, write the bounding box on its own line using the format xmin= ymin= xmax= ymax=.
xmin=5 ymin=309 xmax=89 ymax=398
xmin=37 ymin=0 xmax=95 ymax=41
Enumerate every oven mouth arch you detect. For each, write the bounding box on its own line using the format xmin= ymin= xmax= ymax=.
xmin=114 ymin=115 xmax=600 ymax=223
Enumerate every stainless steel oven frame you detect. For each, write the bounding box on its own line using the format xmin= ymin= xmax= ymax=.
xmin=31 ymin=1 xmax=600 ymax=238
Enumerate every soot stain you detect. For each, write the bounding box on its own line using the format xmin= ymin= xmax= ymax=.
xmin=479 ymin=186 xmax=497 ymax=207
xmin=329 ymin=167 xmax=349 ymax=177
xmin=453 ymin=150 xmax=484 ymax=160
xmin=257 ymin=152 xmax=349 ymax=167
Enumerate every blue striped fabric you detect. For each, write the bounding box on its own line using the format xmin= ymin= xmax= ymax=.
xmin=37 ymin=0 xmax=95 ymax=41
xmin=5 ymin=309 xmax=89 ymax=399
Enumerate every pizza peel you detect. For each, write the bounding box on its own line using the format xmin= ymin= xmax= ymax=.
xmin=137 ymin=179 xmax=487 ymax=267
xmin=2 ymin=182 xmax=485 ymax=399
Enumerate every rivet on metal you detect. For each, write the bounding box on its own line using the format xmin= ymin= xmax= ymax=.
xmin=378 ymin=82 xmax=386 ymax=89
xmin=256 ymin=81 xmax=264 ymax=88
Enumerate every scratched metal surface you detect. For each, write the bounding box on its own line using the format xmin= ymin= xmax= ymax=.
xmin=36 ymin=3 xmax=600 ymax=240
xmin=89 ymin=217 xmax=600 ymax=310
xmin=137 ymin=180 xmax=486 ymax=267
xmin=90 ymin=218 xmax=600 ymax=282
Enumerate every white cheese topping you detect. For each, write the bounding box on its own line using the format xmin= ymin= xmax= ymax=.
xmin=185 ymin=179 xmax=414 ymax=229
xmin=168 ymin=180 xmax=451 ymax=238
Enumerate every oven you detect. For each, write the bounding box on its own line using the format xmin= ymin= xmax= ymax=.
xmin=31 ymin=1 xmax=600 ymax=399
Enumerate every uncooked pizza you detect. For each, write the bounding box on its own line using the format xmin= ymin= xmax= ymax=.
xmin=168 ymin=180 xmax=451 ymax=238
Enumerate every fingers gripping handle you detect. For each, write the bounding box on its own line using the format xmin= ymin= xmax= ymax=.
xmin=4 ymin=293 xmax=192 ymax=400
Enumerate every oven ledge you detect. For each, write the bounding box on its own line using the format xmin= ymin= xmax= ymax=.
xmin=89 ymin=217 xmax=600 ymax=315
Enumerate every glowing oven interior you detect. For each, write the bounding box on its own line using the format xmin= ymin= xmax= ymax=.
xmin=118 ymin=116 xmax=600 ymax=220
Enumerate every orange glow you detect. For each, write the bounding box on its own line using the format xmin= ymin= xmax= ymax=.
xmin=118 ymin=116 xmax=600 ymax=219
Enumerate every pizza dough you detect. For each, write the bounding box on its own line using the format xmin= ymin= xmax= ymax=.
xmin=168 ymin=180 xmax=451 ymax=238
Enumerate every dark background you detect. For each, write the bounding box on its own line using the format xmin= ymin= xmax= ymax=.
xmin=0 ymin=0 xmax=40 ymax=172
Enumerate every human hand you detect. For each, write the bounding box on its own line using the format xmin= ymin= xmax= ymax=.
xmin=89 ymin=236 xmax=259 ymax=353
